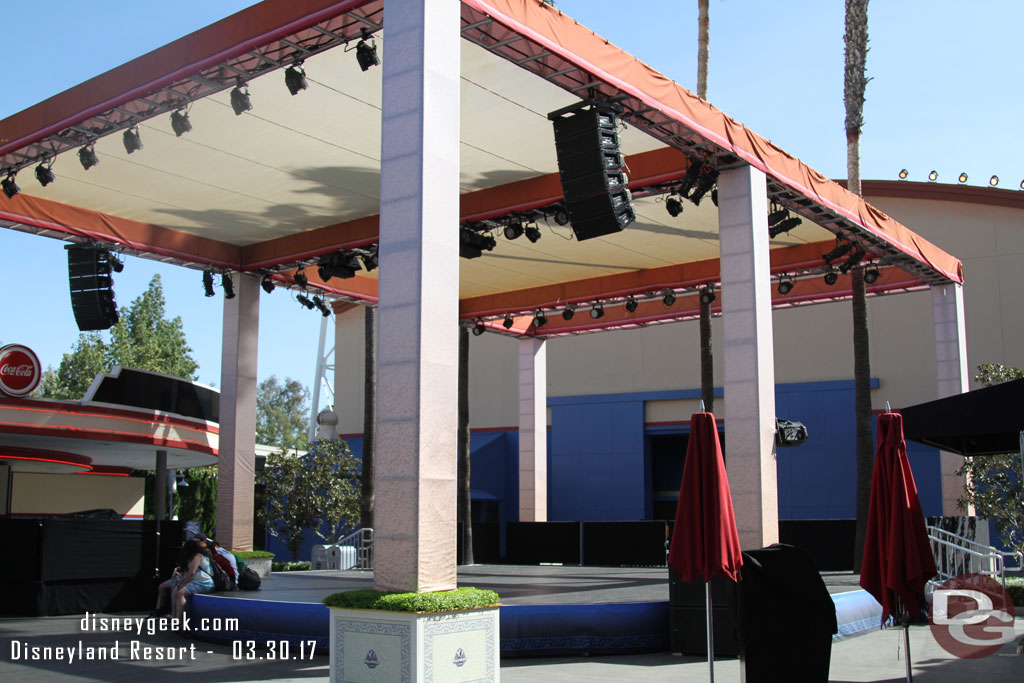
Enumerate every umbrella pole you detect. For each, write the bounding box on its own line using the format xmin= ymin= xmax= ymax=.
xmin=706 ymin=581 xmax=715 ymax=683
xmin=903 ymin=622 xmax=913 ymax=683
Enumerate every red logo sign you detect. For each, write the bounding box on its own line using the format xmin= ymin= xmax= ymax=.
xmin=929 ymin=573 xmax=1016 ymax=659
xmin=0 ymin=344 xmax=41 ymax=397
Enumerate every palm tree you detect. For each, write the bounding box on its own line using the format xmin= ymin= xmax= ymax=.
xmin=844 ymin=0 xmax=873 ymax=572
xmin=457 ymin=327 xmax=473 ymax=564
xmin=697 ymin=0 xmax=714 ymax=414
xmin=360 ymin=306 xmax=376 ymax=530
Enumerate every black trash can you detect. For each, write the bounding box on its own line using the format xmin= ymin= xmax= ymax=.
xmin=737 ymin=544 xmax=837 ymax=682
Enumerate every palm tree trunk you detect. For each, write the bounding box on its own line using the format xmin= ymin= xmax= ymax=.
xmin=457 ymin=327 xmax=473 ymax=564
xmin=697 ymin=0 xmax=709 ymax=99
xmin=360 ymin=306 xmax=376 ymax=530
xmin=697 ymin=0 xmax=714 ymax=412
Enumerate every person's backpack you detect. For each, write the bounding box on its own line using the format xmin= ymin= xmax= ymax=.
xmin=238 ymin=566 xmax=262 ymax=591
xmin=205 ymin=557 xmax=234 ymax=592
xmin=212 ymin=552 xmax=237 ymax=588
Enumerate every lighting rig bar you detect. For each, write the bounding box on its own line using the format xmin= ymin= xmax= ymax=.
xmin=0 ymin=4 xmax=384 ymax=177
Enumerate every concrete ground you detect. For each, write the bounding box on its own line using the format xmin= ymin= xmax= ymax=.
xmin=1 ymin=611 xmax=1020 ymax=682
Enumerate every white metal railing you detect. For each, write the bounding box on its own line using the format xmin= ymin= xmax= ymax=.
xmin=927 ymin=525 xmax=1023 ymax=591
xmin=335 ymin=527 xmax=374 ymax=570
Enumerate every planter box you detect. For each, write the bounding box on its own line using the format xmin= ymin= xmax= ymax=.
xmin=246 ymin=557 xmax=272 ymax=577
xmin=329 ymin=605 xmax=500 ymax=683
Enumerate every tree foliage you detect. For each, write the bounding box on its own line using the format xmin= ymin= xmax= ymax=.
xmin=956 ymin=364 xmax=1024 ymax=556
xmin=37 ymin=274 xmax=198 ymax=399
xmin=257 ymin=376 xmax=311 ymax=451
xmin=259 ymin=439 xmax=361 ymax=560
xmin=175 ymin=466 xmax=218 ymax=533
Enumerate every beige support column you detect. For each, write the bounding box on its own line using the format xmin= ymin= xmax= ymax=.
xmin=374 ymin=0 xmax=460 ymax=593
xmin=718 ymin=164 xmax=779 ymax=549
xmin=217 ymin=272 xmax=259 ymax=551
xmin=154 ymin=450 xmax=167 ymax=522
xmin=518 ymin=337 xmax=548 ymax=522
xmin=933 ymin=282 xmax=970 ymax=515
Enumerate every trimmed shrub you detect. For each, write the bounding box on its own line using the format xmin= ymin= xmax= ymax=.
xmin=273 ymin=561 xmax=312 ymax=572
xmin=235 ymin=550 xmax=275 ymax=560
xmin=324 ymin=587 xmax=500 ymax=613
xmin=1007 ymin=577 xmax=1024 ymax=607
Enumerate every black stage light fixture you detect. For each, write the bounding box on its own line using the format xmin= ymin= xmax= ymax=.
xmin=767 ymin=208 xmax=789 ymax=227
xmin=472 ymin=319 xmax=486 ymax=336
xmin=123 ymin=126 xmax=143 ymax=154
xmin=110 ymin=254 xmax=124 ymax=273
xmin=589 ymin=302 xmax=605 ymax=319
xmin=356 ymin=28 xmax=380 ymax=71
xmin=898 ymin=169 xmax=909 ymax=180
xmin=863 ymin=267 xmax=881 ymax=284
xmin=822 ymin=242 xmax=853 ymax=264
xmin=824 ymin=269 xmax=839 ymax=286
xmin=562 ymin=303 xmax=576 ymax=321
xmin=699 ymin=285 xmax=716 ymax=305
xmin=230 ymin=77 xmax=253 ymax=115
xmin=35 ymin=162 xmax=55 ymax=187
xmin=928 ymin=170 xmax=938 ymax=182
xmin=296 ymin=294 xmax=315 ymax=310
xmin=261 ymin=276 xmax=275 ymax=294
xmin=533 ymin=310 xmax=547 ymax=328
xmin=624 ymin=296 xmax=638 ymax=313
xmin=662 ymin=289 xmax=676 ymax=307
xmin=222 ymin=273 xmax=235 ymax=299
xmin=676 ymin=160 xmax=704 ymax=198
xmin=313 ymin=296 xmax=331 ymax=317
xmin=460 ymin=226 xmax=496 ymax=259
xmin=78 ymin=145 xmax=99 ymax=170
xmin=360 ymin=247 xmax=379 ymax=271
xmin=203 ymin=270 xmax=215 ymax=297
xmin=689 ymin=167 xmax=719 ymax=206
xmin=958 ymin=172 xmax=968 ymax=184
xmin=502 ymin=314 xmax=514 ymax=329
xmin=504 ymin=222 xmax=524 ymax=240
xmin=711 ymin=188 xmax=718 ymax=207
xmin=170 ymin=109 xmax=192 ymax=137
xmin=66 ymin=245 xmax=119 ymax=331
xmin=284 ymin=62 xmax=308 ymax=95
xmin=293 ymin=269 xmax=309 ymax=289
xmin=840 ymin=249 xmax=866 ymax=275
xmin=553 ymin=205 xmax=570 ymax=226
xmin=524 ymin=225 xmax=542 ymax=243
xmin=1 ymin=173 xmax=20 ymax=199
xmin=769 ymin=216 xmax=802 ymax=239
xmin=318 ymin=251 xmax=362 ymax=280
xmin=777 ymin=277 xmax=794 ymax=295
xmin=665 ymin=196 xmax=683 ymax=217
xmin=989 ymin=175 xmax=999 ymax=187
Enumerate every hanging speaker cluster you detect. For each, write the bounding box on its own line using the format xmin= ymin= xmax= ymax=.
xmin=66 ymin=245 xmax=120 ymax=331
xmin=549 ymin=102 xmax=635 ymax=241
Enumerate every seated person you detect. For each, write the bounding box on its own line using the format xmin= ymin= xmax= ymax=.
xmin=152 ymin=539 xmax=215 ymax=620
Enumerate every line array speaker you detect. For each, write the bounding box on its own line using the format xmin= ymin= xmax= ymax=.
xmin=550 ymin=103 xmax=636 ymax=241
xmin=66 ymin=245 xmax=119 ymax=331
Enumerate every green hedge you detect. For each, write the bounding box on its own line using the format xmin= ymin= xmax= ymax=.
xmin=235 ymin=550 xmax=274 ymax=560
xmin=273 ymin=561 xmax=312 ymax=572
xmin=324 ymin=587 xmax=500 ymax=613
xmin=1008 ymin=577 xmax=1024 ymax=607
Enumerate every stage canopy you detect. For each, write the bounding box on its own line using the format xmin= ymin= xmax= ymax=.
xmin=0 ymin=0 xmax=963 ymax=338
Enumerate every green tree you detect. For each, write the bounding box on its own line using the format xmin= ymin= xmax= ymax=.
xmin=260 ymin=439 xmax=361 ymax=560
xmin=175 ymin=466 xmax=218 ymax=533
xmin=956 ymin=364 xmax=1024 ymax=557
xmin=37 ymin=333 xmax=108 ymax=399
xmin=256 ymin=376 xmax=311 ymax=450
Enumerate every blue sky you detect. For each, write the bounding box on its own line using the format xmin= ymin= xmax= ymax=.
xmin=1 ymin=1 xmax=1020 ymax=393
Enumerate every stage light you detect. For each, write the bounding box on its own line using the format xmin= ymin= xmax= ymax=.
xmin=460 ymin=227 xmax=497 ymax=259
xmin=839 ymin=249 xmax=866 ymax=274
xmin=222 ymin=273 xmax=235 ymax=299
xmin=170 ymin=109 xmax=192 ymax=137
xmin=533 ymin=310 xmax=547 ymax=328
xmin=313 ymin=296 xmax=332 ymax=317
xmin=989 ymin=175 xmax=999 ymax=187
xmin=710 ymin=188 xmax=718 ymax=207
xmin=662 ymin=289 xmax=676 ymax=307
xmin=958 ymin=172 xmax=968 ymax=184
xmin=562 ymin=303 xmax=576 ymax=321
xmin=525 ymin=226 xmax=542 ymax=243
xmin=504 ymin=222 xmax=524 ymax=240
xmin=777 ymin=277 xmax=794 ymax=295
xmin=898 ymin=169 xmax=908 ymax=180
xmin=122 ymin=126 xmax=143 ymax=154
xmin=203 ymin=271 xmax=215 ymax=297
xmin=699 ymin=285 xmax=716 ymax=305
xmin=360 ymin=248 xmax=379 ymax=271
xmin=293 ymin=269 xmax=308 ymax=289
xmin=928 ymin=170 xmax=938 ymax=182
xmin=356 ymin=28 xmax=380 ymax=71
xmin=864 ymin=267 xmax=880 ymax=284
xmin=769 ymin=216 xmax=802 ymax=238
xmin=472 ymin=319 xmax=486 ymax=336
xmin=78 ymin=145 xmax=99 ymax=170
xmin=553 ymin=205 xmax=570 ymax=226
xmin=296 ymin=294 xmax=315 ymax=310
xmin=824 ymin=269 xmax=839 ymax=286
xmin=284 ymin=62 xmax=308 ymax=95
xmin=689 ymin=167 xmax=718 ymax=206
xmin=110 ymin=254 xmax=124 ymax=273
xmin=665 ymin=196 xmax=683 ymax=217
xmin=261 ymin=276 xmax=275 ymax=294
xmin=589 ymin=302 xmax=605 ymax=319
xmin=625 ymin=296 xmax=638 ymax=313
xmin=230 ymin=77 xmax=253 ymax=115
xmin=676 ymin=160 xmax=703 ymax=198
xmin=822 ymin=242 xmax=853 ymax=264
xmin=768 ymin=208 xmax=788 ymax=227
xmin=35 ymin=162 xmax=55 ymax=187
xmin=318 ymin=251 xmax=362 ymax=280
xmin=1 ymin=174 xmax=20 ymax=199
xmin=502 ymin=314 xmax=514 ymax=329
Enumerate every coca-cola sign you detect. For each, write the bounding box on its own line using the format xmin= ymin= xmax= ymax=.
xmin=0 ymin=344 xmax=41 ymax=397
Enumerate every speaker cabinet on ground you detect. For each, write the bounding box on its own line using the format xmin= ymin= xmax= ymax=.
xmin=66 ymin=245 xmax=119 ymax=331
xmin=550 ymin=103 xmax=636 ymax=241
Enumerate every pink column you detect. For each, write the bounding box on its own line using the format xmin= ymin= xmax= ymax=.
xmin=217 ymin=272 xmax=258 ymax=551
xmin=718 ymin=164 xmax=779 ymax=549
xmin=374 ymin=0 xmax=461 ymax=593
xmin=518 ymin=337 xmax=547 ymax=522
xmin=932 ymin=283 xmax=970 ymax=515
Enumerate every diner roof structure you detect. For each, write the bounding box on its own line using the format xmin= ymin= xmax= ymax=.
xmin=0 ymin=0 xmax=962 ymax=340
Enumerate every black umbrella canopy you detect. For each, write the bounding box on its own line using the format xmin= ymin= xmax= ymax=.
xmin=900 ymin=378 xmax=1024 ymax=456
